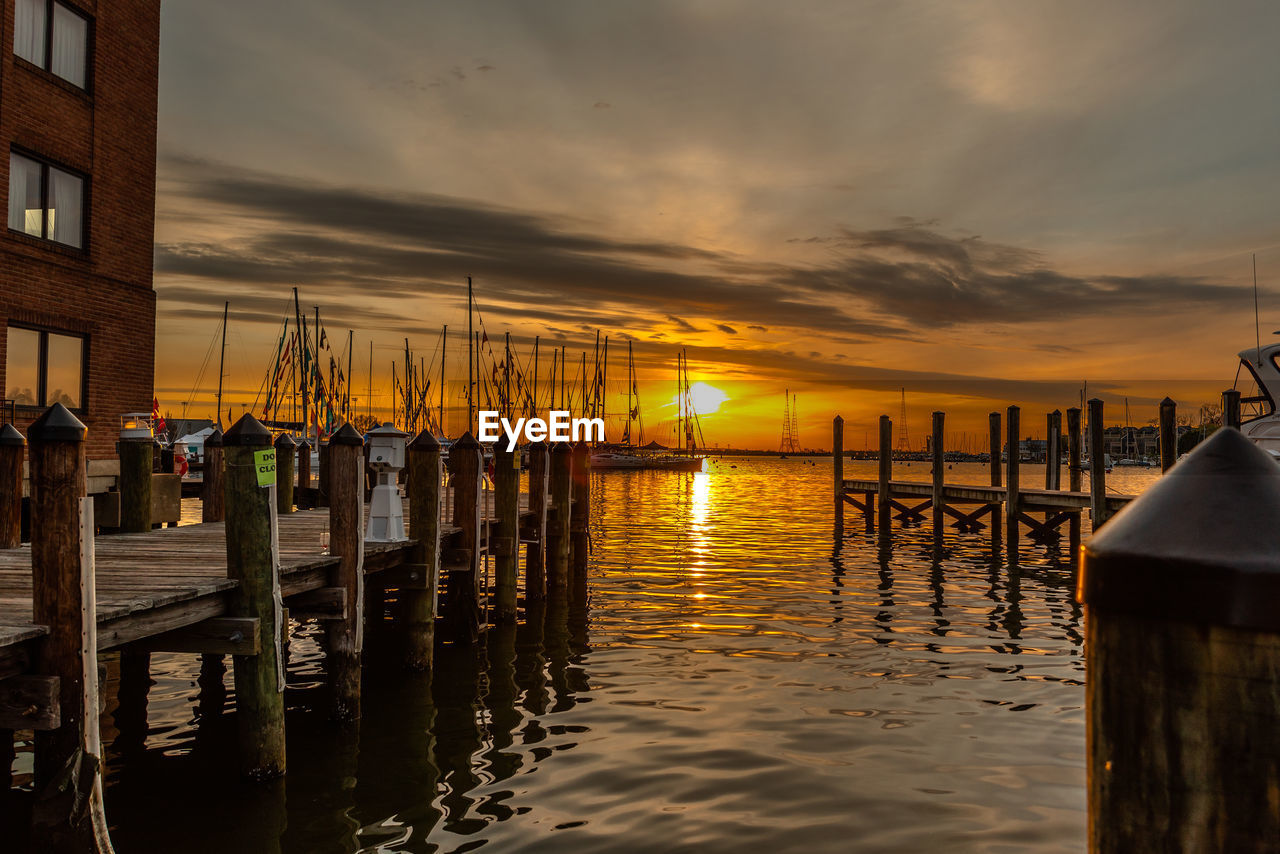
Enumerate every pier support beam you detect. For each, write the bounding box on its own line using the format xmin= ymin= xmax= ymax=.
xmin=317 ymin=441 xmax=331 ymax=508
xmin=446 ymin=432 xmax=483 ymax=639
xmin=493 ymin=444 xmax=520 ymax=623
xmin=327 ymin=424 xmax=366 ymax=723
xmin=222 ymin=414 xmax=286 ymax=779
xmin=1046 ymin=410 xmax=1062 ymax=491
xmin=1223 ymin=389 xmax=1241 ymax=430
xmin=274 ymin=432 xmax=296 ymax=515
xmin=202 ymin=427 xmax=225 ymax=523
xmin=119 ymin=433 xmax=152 ymax=534
xmin=1005 ymin=405 xmax=1020 ymax=557
xmin=526 ymin=442 xmax=549 ymax=601
xmin=1081 ymin=428 xmax=1280 ymax=852
xmin=1088 ymin=399 xmax=1107 ymax=530
xmin=1067 ymin=407 xmax=1082 ymax=551
xmin=832 ymin=416 xmax=844 ymax=532
xmin=546 ymin=442 xmax=572 ymax=590
xmin=931 ymin=411 xmax=944 ymax=531
xmin=570 ymin=442 xmax=590 ymax=587
xmin=0 ymin=425 xmax=24 ymax=548
xmin=877 ymin=415 xmax=892 ymax=523
xmin=296 ymin=440 xmax=312 ymax=509
xmin=28 ymin=403 xmax=107 ymax=852
xmin=1159 ymin=398 xmax=1177 ymax=472
xmin=404 ymin=431 xmax=441 ymax=671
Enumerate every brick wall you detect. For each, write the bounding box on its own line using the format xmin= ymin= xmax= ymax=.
xmin=0 ymin=0 xmax=160 ymax=460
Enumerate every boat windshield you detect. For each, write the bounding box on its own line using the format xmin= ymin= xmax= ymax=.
xmin=1236 ymin=358 xmax=1276 ymax=422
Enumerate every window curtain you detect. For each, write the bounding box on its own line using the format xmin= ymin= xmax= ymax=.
xmin=8 ymin=153 xmax=43 ymax=237
xmin=13 ymin=0 xmax=46 ymax=67
xmin=51 ymin=4 xmax=86 ymax=88
xmin=48 ymin=167 xmax=82 ymax=247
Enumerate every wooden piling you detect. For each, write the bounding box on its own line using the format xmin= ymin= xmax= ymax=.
xmin=27 ymin=403 xmax=100 ymax=851
xmin=493 ymin=444 xmax=520 ymax=623
xmin=1158 ymin=397 xmax=1177 ymax=472
xmin=1223 ymin=389 xmax=1241 ymax=429
xmin=877 ymin=415 xmax=892 ymax=520
xmin=988 ymin=412 xmax=1001 ymax=487
xmin=446 ymin=431 xmax=483 ymax=638
xmin=931 ymin=411 xmax=944 ymax=528
xmin=1005 ymin=405 xmax=1020 ymax=548
xmin=327 ymin=423 xmax=365 ymax=723
xmin=222 ymin=414 xmax=286 ymax=779
xmin=547 ymin=442 xmax=572 ymax=590
xmin=119 ymin=434 xmax=152 ymax=534
xmin=202 ymin=427 xmax=225 ymax=523
xmin=318 ymin=440 xmax=331 ymax=508
xmin=1046 ymin=410 xmax=1062 ymax=491
xmin=404 ymin=430 xmax=441 ymax=671
xmin=274 ymin=432 xmax=296 ymax=515
xmin=1067 ymin=407 xmax=1082 ymax=550
xmin=526 ymin=442 xmax=549 ymax=601
xmin=832 ymin=416 xmax=844 ymax=529
xmin=0 ymin=424 xmax=23 ymax=548
xmin=570 ymin=442 xmax=590 ymax=583
xmin=1088 ymin=398 xmax=1107 ymax=529
xmin=296 ymin=440 xmax=312 ymax=509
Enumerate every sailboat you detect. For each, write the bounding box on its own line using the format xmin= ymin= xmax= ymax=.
xmin=591 ymin=345 xmax=706 ymax=472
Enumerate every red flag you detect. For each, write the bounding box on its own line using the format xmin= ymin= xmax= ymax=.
xmin=151 ymin=397 xmax=167 ymax=435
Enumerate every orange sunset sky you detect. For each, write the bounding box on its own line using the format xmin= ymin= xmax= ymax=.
xmin=151 ymin=1 xmax=1280 ymax=449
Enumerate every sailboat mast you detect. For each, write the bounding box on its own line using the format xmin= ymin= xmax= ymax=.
xmin=439 ymin=325 xmax=447 ymax=437
xmin=560 ymin=345 xmax=566 ymax=410
xmin=367 ymin=340 xmax=373 ymax=422
xmin=532 ymin=335 xmax=540 ymax=418
xmin=346 ymin=330 xmax=353 ymax=422
xmin=404 ymin=338 xmax=412 ymax=430
xmin=504 ymin=332 xmax=512 ymax=420
xmin=216 ymin=300 xmax=228 ymax=427
xmin=313 ymin=305 xmax=320 ymax=442
xmin=602 ymin=335 xmax=608 ymax=440
xmin=467 ymin=276 xmax=474 ymax=430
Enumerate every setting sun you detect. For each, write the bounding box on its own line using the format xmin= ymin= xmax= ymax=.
xmin=667 ymin=381 xmax=729 ymax=416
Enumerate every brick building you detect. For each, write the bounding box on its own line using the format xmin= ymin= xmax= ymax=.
xmin=0 ymin=0 xmax=160 ymax=459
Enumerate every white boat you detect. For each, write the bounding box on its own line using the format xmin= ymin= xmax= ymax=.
xmin=1233 ymin=343 xmax=1280 ymax=456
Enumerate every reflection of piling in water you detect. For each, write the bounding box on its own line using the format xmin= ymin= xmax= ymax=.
xmin=1082 ymin=427 xmax=1280 ymax=852
xmin=430 ymin=642 xmax=485 ymax=832
xmin=111 ymin=649 xmax=151 ymax=759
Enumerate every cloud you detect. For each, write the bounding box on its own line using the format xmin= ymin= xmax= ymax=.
xmin=716 ymin=323 xmax=738 ymax=335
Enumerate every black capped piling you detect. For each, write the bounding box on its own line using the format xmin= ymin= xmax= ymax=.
xmin=326 ymin=423 xmax=365 ymax=722
xmin=202 ymin=427 xmax=225 ymax=523
xmin=493 ymin=441 xmax=520 ymax=623
xmin=526 ymin=442 xmax=549 ymax=600
xmin=0 ymin=425 xmax=24 ymax=549
xmin=546 ymin=441 xmax=572 ymax=589
xmin=446 ymin=431 xmax=484 ymax=638
xmin=404 ymin=430 xmax=441 ymax=670
xmin=274 ymin=432 xmax=296 ymax=514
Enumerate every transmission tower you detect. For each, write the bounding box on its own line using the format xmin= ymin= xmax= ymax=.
xmin=897 ymin=387 xmax=911 ymax=452
xmin=780 ymin=389 xmax=800 ymax=453
xmin=791 ymin=392 xmax=799 ymax=451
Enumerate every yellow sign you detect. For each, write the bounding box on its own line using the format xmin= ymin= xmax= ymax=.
xmin=254 ymin=448 xmax=276 ymax=488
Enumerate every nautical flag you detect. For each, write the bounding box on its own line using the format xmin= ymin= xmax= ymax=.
xmin=152 ymin=397 xmax=167 ymax=435
xmin=320 ymin=329 xmax=329 ymax=350
xmin=481 ymin=331 xmax=489 ymax=345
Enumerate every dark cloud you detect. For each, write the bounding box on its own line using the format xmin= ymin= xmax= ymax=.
xmin=716 ymin=323 xmax=738 ymax=335
xmin=748 ymin=325 xmax=767 ymax=332
xmin=665 ymin=315 xmax=698 ymax=332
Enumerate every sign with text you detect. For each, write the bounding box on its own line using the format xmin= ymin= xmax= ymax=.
xmin=254 ymin=448 xmax=276 ymax=488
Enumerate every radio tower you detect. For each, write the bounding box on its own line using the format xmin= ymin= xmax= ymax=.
xmin=897 ymin=387 xmax=911 ymax=452
xmin=781 ymin=389 xmax=800 ymax=453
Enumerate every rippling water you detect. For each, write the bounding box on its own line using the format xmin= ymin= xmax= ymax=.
xmin=18 ymin=458 xmax=1165 ymax=852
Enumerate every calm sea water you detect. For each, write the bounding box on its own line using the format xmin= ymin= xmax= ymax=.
xmin=15 ymin=457 xmax=1164 ymax=853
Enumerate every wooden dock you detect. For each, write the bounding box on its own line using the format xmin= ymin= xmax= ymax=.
xmin=0 ymin=409 xmax=588 ymax=853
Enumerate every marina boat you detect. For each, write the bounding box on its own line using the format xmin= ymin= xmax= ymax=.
xmin=1233 ymin=342 xmax=1280 ymax=456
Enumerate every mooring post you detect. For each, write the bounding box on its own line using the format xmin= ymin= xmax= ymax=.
xmin=1223 ymin=389 xmax=1241 ymax=430
xmin=526 ymin=442 xmax=549 ymax=601
xmin=222 ymin=414 xmax=286 ymax=779
xmin=202 ymin=427 xmax=225 ymax=523
xmin=1088 ymin=398 xmax=1107 ymax=529
xmin=119 ymin=428 xmax=152 ymax=534
xmin=877 ymin=415 xmax=892 ymax=520
xmin=1080 ymin=427 xmax=1280 ymax=852
xmin=274 ymin=432 xmax=296 ymax=515
xmin=0 ymin=424 xmax=23 ymax=548
xmin=547 ymin=442 xmax=572 ymax=590
xmin=570 ymin=442 xmax=591 ymax=583
xmin=1158 ymin=397 xmax=1177 ymax=472
xmin=493 ymin=442 xmax=520 ymax=623
xmin=296 ymin=439 xmax=312 ymax=509
xmin=988 ymin=412 xmax=1002 ymax=487
xmin=1005 ymin=405 xmax=1020 ymax=550
xmin=930 ymin=411 xmax=944 ymax=529
xmin=27 ymin=404 xmax=102 ymax=851
xmin=404 ymin=430 xmax=441 ymax=670
xmin=317 ymin=440 xmax=331 ymax=508
xmin=327 ymin=424 xmax=365 ymax=722
xmin=832 ymin=416 xmax=844 ymax=529
xmin=447 ymin=431 xmax=484 ymax=638
xmin=1067 ymin=407 xmax=1083 ymax=551
xmin=1046 ymin=410 xmax=1062 ymax=491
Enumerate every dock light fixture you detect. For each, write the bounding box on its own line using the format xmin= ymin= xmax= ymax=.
xmin=366 ymin=423 xmax=409 ymax=543
xmin=119 ymin=412 xmax=153 ymax=440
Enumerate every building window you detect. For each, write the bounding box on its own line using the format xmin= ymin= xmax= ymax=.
xmin=14 ymin=0 xmax=89 ymax=89
xmin=8 ymin=151 xmax=84 ymax=248
xmin=5 ymin=325 xmax=84 ymax=409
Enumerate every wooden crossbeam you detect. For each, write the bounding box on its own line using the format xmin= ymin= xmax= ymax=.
xmin=0 ymin=674 xmax=59 ymax=730
xmin=136 ymin=616 xmax=260 ymax=656
xmin=286 ymin=587 xmax=347 ymax=621
xmin=941 ymin=502 xmax=997 ymax=532
xmin=889 ymin=498 xmax=931 ymax=520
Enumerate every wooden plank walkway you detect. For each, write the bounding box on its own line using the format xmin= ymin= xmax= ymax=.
xmin=842 ymin=478 xmax=1134 ymax=512
xmin=0 ymin=497 xmax=533 ymax=679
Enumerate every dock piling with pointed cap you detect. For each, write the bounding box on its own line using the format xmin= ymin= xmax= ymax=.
xmin=0 ymin=424 xmax=24 ymax=548
xmin=221 ymin=413 xmax=286 ymax=779
xmin=446 ymin=431 xmax=484 ymax=639
xmin=1088 ymin=399 xmax=1107 ymax=529
xmin=202 ymin=427 xmax=225 ymax=523
xmin=274 ymin=432 xmax=296 ymax=514
xmin=326 ymin=422 xmax=365 ymax=722
xmin=546 ymin=441 xmax=572 ymax=589
xmin=988 ymin=412 xmax=1002 ymax=488
xmin=26 ymin=404 xmax=100 ymax=851
xmin=119 ymin=429 xmax=152 ymax=534
xmin=1046 ymin=410 xmax=1062 ymax=491
xmin=1005 ymin=406 xmax=1020 ymax=555
xmin=877 ymin=415 xmax=892 ymax=519
xmin=931 ymin=411 xmax=944 ymax=529
xmin=317 ymin=440 xmax=331 ymax=507
xmin=404 ymin=430 xmax=441 ymax=670
xmin=296 ymin=439 xmax=312 ymax=509
xmin=525 ymin=442 xmax=549 ymax=600
xmin=493 ymin=442 xmax=520 ymax=623
xmin=1080 ymin=427 xmax=1280 ymax=852
xmin=570 ymin=442 xmax=591 ymax=584
xmin=832 ymin=415 xmax=844 ymax=530
xmin=1223 ymin=388 xmax=1242 ymax=430
xmin=1067 ymin=407 xmax=1083 ymax=550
